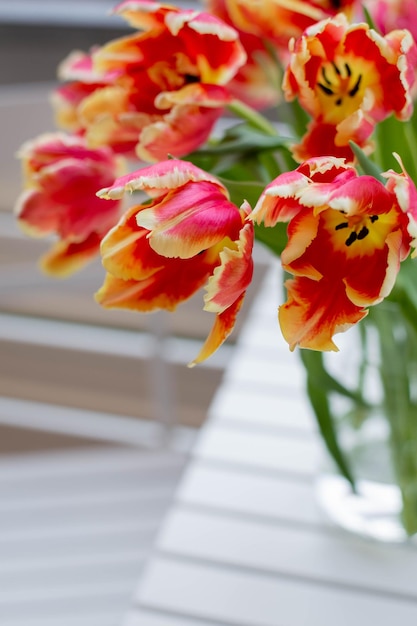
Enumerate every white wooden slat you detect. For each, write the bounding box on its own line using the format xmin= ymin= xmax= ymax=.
xmin=158 ymin=509 xmax=417 ymax=599
xmin=0 ymin=476 xmax=178 ymax=506
xmin=0 ymin=443 xmax=188 ymax=625
xmin=0 ymin=498 xmax=170 ymax=531
xmin=0 ymin=548 xmax=148 ymax=574
xmin=0 ymin=521 xmax=158 ymax=562
xmin=0 ymin=312 xmax=229 ymax=370
xmin=0 ymin=580 xmax=136 ymax=615
xmin=0 ymin=516 xmax=159 ymax=544
xmin=4 ymin=613 xmax=124 ymax=626
xmin=208 ymin=382 xmax=315 ymax=432
xmin=125 ymin=609 xmax=227 ymax=626
xmin=0 ymin=482 xmax=177 ymax=513
xmin=0 ymin=558 xmax=146 ymax=593
xmin=137 ymin=557 xmax=417 ymax=626
xmin=0 ymin=475 xmax=181 ymax=507
xmin=192 ymin=424 xmax=321 ymax=476
xmin=176 ymin=463 xmax=323 ymax=526
xmin=0 ymin=397 xmax=197 ymax=450
xmin=222 ymin=344 xmax=305 ymax=391
xmin=0 ymin=446 xmax=184 ymax=481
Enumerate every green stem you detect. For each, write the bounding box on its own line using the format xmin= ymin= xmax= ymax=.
xmin=300 ymin=350 xmax=356 ymax=488
xmin=228 ymin=99 xmax=278 ymax=137
xmin=369 ymin=305 xmax=417 ymax=536
xmin=401 ymin=120 xmax=417 ymax=183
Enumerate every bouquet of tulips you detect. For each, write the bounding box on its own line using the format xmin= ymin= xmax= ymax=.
xmin=14 ymin=0 xmax=417 ymax=535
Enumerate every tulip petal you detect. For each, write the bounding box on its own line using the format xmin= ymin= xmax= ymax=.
xmin=96 ymin=253 xmax=212 ymax=312
xmin=279 ymin=276 xmax=368 ymax=352
xmin=98 ymin=159 xmax=222 ymax=199
xmin=136 ymin=181 xmax=240 ymax=259
xmin=189 ymin=291 xmax=246 ymax=367
xmin=203 ymin=212 xmax=254 ymax=313
xmin=40 ymin=233 xmax=102 ymax=278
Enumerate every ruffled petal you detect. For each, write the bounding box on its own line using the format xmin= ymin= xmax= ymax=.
xmin=136 ymin=104 xmax=222 ymax=162
xmin=97 ymin=159 xmax=223 ymax=200
xmin=40 ymin=233 xmax=103 ymax=278
xmin=100 ymin=206 xmax=164 ymax=281
xmin=189 ymin=291 xmax=246 ymax=366
xmin=136 ymin=181 xmax=240 ymax=259
xmin=203 ymin=206 xmax=254 ymax=312
xmin=96 ymin=253 xmax=213 ymax=312
xmin=279 ymin=276 xmax=368 ymax=352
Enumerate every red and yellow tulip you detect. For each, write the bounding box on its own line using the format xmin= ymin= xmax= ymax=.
xmin=14 ymin=133 xmax=123 ymax=277
xmin=95 ymin=159 xmax=254 ymax=364
xmin=53 ymin=1 xmax=246 ymax=162
xmin=283 ymin=13 xmax=417 ymax=161
xmin=251 ymin=156 xmax=417 ymax=351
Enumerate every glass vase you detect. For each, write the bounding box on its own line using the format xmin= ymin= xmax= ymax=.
xmin=311 ymin=300 xmax=417 ymax=543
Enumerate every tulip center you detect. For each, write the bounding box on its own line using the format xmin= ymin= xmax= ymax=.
xmin=316 ymin=59 xmax=363 ymax=122
xmin=334 ymin=213 xmax=379 ymax=247
xmin=320 ymin=204 xmax=400 ymax=257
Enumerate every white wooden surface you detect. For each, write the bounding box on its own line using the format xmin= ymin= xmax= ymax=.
xmin=0 ymin=444 xmax=189 ymax=626
xmin=125 ymin=263 xmax=417 ymax=626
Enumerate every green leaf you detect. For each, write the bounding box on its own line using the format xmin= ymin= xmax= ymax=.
xmin=300 ymin=349 xmax=356 ymax=488
xmin=254 ymin=222 xmax=287 ymax=257
xmin=349 ymin=141 xmax=384 ymax=181
xmin=191 ymin=123 xmax=293 ymax=156
xmin=218 ymin=176 xmax=265 ymax=208
xmin=362 ymin=5 xmax=378 ymax=31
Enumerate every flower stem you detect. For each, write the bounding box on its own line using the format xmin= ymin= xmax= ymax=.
xmin=369 ymin=304 xmax=417 ymax=536
xmin=228 ymin=99 xmax=278 ymax=136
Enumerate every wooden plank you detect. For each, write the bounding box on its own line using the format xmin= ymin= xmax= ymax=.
xmin=176 ymin=462 xmax=322 ymax=526
xmin=125 ymin=609 xmax=227 ymax=626
xmin=0 ymin=443 xmax=186 ymax=625
xmin=137 ymin=557 xmax=417 ymax=626
xmin=222 ymin=344 xmax=305 ymax=391
xmin=0 ymin=447 xmax=184 ymax=482
xmin=0 ymin=579 xmax=136 ymax=614
xmin=0 ymin=397 xmax=196 ymax=451
xmin=0 ymin=558 xmax=147 ymax=593
xmin=0 ymin=548 xmax=148 ymax=575
xmin=0 ymin=496 xmax=171 ymax=531
xmin=158 ymin=509 xmax=417 ymax=599
xmin=4 ymin=613 xmax=123 ymax=626
xmin=208 ymin=382 xmax=315 ymax=432
xmin=192 ymin=425 xmax=320 ymax=476
xmin=0 ymin=342 xmax=222 ymax=428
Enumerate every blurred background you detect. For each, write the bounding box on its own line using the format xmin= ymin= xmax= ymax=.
xmin=0 ymin=2 xmax=271 ymax=625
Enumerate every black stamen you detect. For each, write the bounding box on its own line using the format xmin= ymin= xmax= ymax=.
xmin=318 ymin=83 xmax=334 ymax=96
xmin=335 ymin=222 xmax=349 ymax=230
xmin=184 ymin=73 xmax=199 ymax=84
xmin=370 ymin=215 xmax=379 ymax=223
xmin=321 ymin=67 xmax=332 ymax=85
xmin=345 ymin=63 xmax=352 ymax=77
xmin=357 ymin=226 xmax=369 ymax=240
xmin=345 ymin=231 xmax=357 ymax=246
xmin=332 ymin=61 xmax=341 ymax=76
xmin=335 ymin=97 xmax=343 ymax=106
xmin=349 ymin=74 xmax=362 ymax=97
